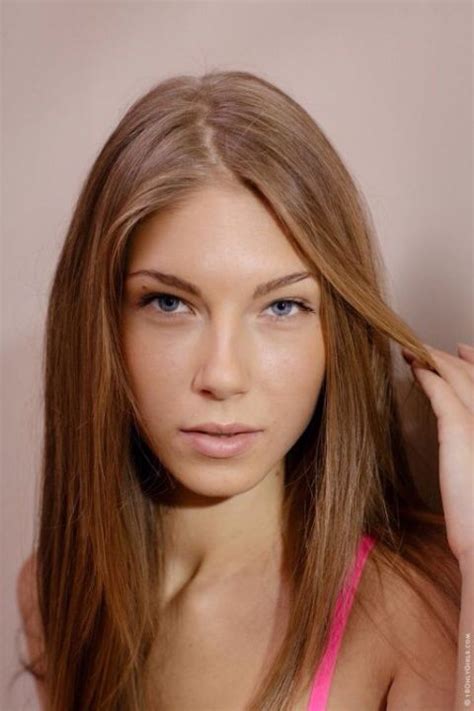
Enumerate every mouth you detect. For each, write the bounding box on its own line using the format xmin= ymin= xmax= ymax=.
xmin=193 ymin=431 xmax=248 ymax=437
xmin=178 ymin=429 xmax=262 ymax=458
xmin=181 ymin=422 xmax=262 ymax=436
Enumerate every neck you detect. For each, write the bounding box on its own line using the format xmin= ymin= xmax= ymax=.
xmin=157 ymin=461 xmax=288 ymax=605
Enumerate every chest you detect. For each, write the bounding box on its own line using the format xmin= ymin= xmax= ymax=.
xmin=144 ymin=580 xmax=394 ymax=710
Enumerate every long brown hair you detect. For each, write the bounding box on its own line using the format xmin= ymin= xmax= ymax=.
xmin=14 ymin=69 xmax=460 ymax=709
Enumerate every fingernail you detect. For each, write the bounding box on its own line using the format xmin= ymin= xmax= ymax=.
xmin=458 ymin=342 xmax=474 ymax=351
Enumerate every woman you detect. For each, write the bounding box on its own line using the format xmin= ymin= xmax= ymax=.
xmin=14 ymin=70 xmax=473 ymax=710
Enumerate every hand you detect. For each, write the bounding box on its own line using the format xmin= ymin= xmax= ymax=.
xmin=401 ymin=342 xmax=474 ymax=569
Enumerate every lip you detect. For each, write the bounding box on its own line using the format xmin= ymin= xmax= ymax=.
xmin=179 ymin=430 xmax=262 ymax=458
xmin=182 ymin=422 xmax=260 ymax=435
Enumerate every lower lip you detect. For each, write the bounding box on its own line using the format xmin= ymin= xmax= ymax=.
xmin=179 ymin=430 xmax=262 ymax=458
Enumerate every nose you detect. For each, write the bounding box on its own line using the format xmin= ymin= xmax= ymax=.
xmin=192 ymin=317 xmax=251 ymax=400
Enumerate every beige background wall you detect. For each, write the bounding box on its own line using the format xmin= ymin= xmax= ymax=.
xmin=2 ymin=1 xmax=472 ymax=708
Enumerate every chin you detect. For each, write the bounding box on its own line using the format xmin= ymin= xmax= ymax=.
xmin=166 ymin=459 xmax=270 ymax=500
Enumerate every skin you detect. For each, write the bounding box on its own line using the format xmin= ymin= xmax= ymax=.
xmin=120 ymin=182 xmax=326 ymax=606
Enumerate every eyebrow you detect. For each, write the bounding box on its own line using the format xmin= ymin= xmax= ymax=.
xmin=126 ymin=269 xmax=315 ymax=299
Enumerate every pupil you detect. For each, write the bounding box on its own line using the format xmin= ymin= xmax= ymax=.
xmin=160 ymin=296 xmax=177 ymax=311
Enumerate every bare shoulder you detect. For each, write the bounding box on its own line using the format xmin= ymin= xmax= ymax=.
xmin=17 ymin=552 xmax=37 ymax=610
xmin=16 ymin=552 xmax=48 ymax=709
xmin=359 ymin=545 xmax=459 ymax=710
xmin=17 ymin=552 xmax=42 ymax=638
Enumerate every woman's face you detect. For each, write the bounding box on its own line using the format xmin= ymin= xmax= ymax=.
xmin=121 ymin=184 xmax=326 ymax=499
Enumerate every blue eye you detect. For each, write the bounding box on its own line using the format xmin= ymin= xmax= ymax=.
xmin=154 ymin=295 xmax=185 ymax=313
xmin=138 ymin=293 xmax=190 ymax=314
xmin=137 ymin=292 xmax=313 ymax=319
xmin=268 ymin=300 xmax=309 ymax=318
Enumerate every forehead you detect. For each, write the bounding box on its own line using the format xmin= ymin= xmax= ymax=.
xmin=126 ymin=185 xmax=309 ymax=276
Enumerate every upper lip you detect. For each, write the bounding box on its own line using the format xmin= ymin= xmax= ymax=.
xmin=181 ymin=422 xmax=261 ymax=435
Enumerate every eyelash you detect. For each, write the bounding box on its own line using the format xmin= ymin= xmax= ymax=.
xmin=136 ymin=291 xmax=314 ymax=321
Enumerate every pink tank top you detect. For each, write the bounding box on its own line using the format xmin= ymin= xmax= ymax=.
xmin=307 ymin=534 xmax=376 ymax=710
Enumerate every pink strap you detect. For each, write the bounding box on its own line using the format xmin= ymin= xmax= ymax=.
xmin=307 ymin=534 xmax=376 ymax=711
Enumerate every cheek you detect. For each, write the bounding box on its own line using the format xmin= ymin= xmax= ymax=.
xmin=258 ymin=332 xmax=326 ymax=431
xmin=259 ymin=328 xmax=325 ymax=391
xmin=122 ymin=329 xmax=186 ymax=420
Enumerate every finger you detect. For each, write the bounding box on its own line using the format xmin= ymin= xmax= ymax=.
xmin=428 ymin=345 xmax=474 ymax=381
xmin=421 ymin=345 xmax=474 ymax=412
xmin=402 ymin=344 xmax=474 ymax=381
xmin=411 ymin=365 xmax=472 ymax=425
xmin=458 ymin=342 xmax=474 ymax=367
